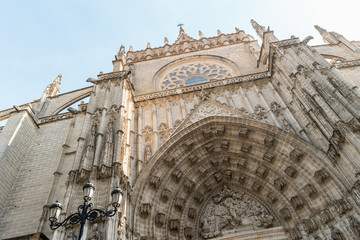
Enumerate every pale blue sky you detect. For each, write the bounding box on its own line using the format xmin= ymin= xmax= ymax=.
xmin=1 ymin=0 xmax=359 ymax=110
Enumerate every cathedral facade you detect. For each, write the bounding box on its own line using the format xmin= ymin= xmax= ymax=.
xmin=1 ymin=20 xmax=360 ymax=239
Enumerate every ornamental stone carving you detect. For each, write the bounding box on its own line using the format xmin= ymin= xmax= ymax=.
xmin=290 ymin=148 xmax=304 ymax=162
xmin=263 ymin=151 xmax=275 ymax=163
xmin=241 ymin=143 xmax=252 ymax=153
xmin=331 ymin=227 xmax=345 ymax=240
xmin=199 ymin=186 xmax=274 ymax=239
xmin=349 ymin=216 xmax=360 ymax=238
xmin=161 ymin=189 xmax=171 ymax=201
xmin=314 ymin=169 xmax=330 ymax=183
xmin=239 ymin=127 xmax=249 ymax=138
xmin=303 ymin=218 xmax=318 ymax=234
xmin=140 ymin=203 xmax=151 ymax=216
xmin=188 ymin=208 xmax=196 ymax=219
xmin=169 ymin=219 xmax=180 ymax=232
xmin=155 ymin=213 xmax=165 ymax=227
xmin=335 ymin=198 xmax=352 ymax=215
xmin=264 ymin=135 xmax=275 ymax=147
xmin=319 ymin=209 xmax=334 ymax=224
xmin=285 ymin=166 xmax=297 ymax=177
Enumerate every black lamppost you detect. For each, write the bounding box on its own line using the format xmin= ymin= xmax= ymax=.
xmin=48 ymin=183 xmax=123 ymax=240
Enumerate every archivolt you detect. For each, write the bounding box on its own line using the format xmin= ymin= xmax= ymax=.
xmin=132 ymin=116 xmax=357 ymax=239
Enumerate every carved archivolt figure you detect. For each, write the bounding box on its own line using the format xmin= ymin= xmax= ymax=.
xmin=199 ymin=186 xmax=274 ymax=239
xmin=65 ymin=231 xmax=77 ymax=240
xmin=349 ymin=216 xmax=360 ymax=237
xmin=331 ymin=227 xmax=345 ymax=240
xmin=144 ymin=145 xmax=152 ymax=162
xmin=87 ymin=223 xmax=101 ymax=240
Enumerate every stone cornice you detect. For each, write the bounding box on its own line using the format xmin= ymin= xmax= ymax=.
xmin=134 ymin=71 xmax=271 ymax=102
xmin=335 ymin=59 xmax=360 ymax=69
xmin=39 ymin=112 xmax=74 ymax=124
xmin=125 ymin=31 xmax=255 ymax=64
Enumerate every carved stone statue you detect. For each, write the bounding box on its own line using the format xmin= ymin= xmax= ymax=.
xmin=87 ymin=223 xmax=101 ymax=240
xmin=102 ymin=120 xmax=114 ymax=165
xmin=349 ymin=216 xmax=360 ymax=237
xmin=331 ymin=227 xmax=345 ymax=240
xmin=144 ymin=145 xmax=152 ymax=162
xmin=65 ymin=231 xmax=77 ymax=240
xmin=199 ymin=186 xmax=274 ymax=239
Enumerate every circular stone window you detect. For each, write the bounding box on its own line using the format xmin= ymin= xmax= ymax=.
xmin=154 ymin=56 xmax=240 ymax=91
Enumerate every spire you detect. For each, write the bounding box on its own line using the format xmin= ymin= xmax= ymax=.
xmin=164 ymin=37 xmax=169 ymax=45
xmin=44 ymin=74 xmax=62 ymax=97
xmin=115 ymin=45 xmax=125 ymax=61
xmin=251 ymin=19 xmax=267 ymax=38
xmin=217 ymin=30 xmax=222 ymax=36
xmin=314 ymin=25 xmax=340 ymax=44
xmin=146 ymin=42 xmax=151 ymax=48
xmin=175 ymin=27 xmax=195 ymax=44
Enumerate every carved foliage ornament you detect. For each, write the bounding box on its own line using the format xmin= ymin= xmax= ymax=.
xmin=199 ymin=186 xmax=274 ymax=239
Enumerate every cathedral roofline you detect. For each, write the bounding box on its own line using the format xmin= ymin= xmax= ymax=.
xmin=116 ymin=28 xmax=256 ymax=64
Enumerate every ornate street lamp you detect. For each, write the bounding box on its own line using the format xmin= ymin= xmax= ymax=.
xmin=49 ymin=183 xmax=123 ymax=240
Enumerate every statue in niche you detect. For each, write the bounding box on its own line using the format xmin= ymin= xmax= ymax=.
xmin=102 ymin=120 xmax=114 ymax=165
xmin=349 ymin=216 xmax=360 ymax=237
xmin=331 ymin=227 xmax=345 ymax=240
xmin=144 ymin=145 xmax=152 ymax=162
xmin=82 ymin=122 xmax=97 ymax=168
xmin=65 ymin=231 xmax=77 ymax=240
xmin=87 ymin=223 xmax=101 ymax=240
xmin=199 ymin=186 xmax=274 ymax=239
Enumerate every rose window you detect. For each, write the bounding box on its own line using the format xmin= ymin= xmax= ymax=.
xmin=160 ymin=63 xmax=232 ymax=90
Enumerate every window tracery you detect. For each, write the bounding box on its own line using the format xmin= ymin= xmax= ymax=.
xmin=161 ymin=63 xmax=232 ymax=90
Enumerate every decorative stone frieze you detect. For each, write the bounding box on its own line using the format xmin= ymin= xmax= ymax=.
xmin=199 ymin=186 xmax=274 ymax=239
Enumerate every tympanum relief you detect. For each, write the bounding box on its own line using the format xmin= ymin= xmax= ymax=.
xmin=199 ymin=186 xmax=275 ymax=239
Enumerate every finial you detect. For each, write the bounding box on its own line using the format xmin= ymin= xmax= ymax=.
xmin=164 ymin=37 xmax=169 ymax=45
xmin=217 ymin=30 xmax=222 ymax=36
xmin=235 ymin=27 xmax=240 ymax=33
xmin=199 ymin=31 xmax=204 ymax=38
xmin=314 ymin=25 xmax=326 ymax=34
xmin=116 ymin=45 xmax=126 ymax=60
xmin=146 ymin=42 xmax=151 ymax=48
xmin=177 ymin=23 xmax=184 ymax=28
xmin=250 ymin=19 xmax=267 ymax=38
xmin=129 ymin=46 xmax=133 ymax=52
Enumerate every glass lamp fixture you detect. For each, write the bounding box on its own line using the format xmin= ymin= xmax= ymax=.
xmin=83 ymin=182 xmax=95 ymax=201
xmin=49 ymin=201 xmax=62 ymax=222
xmin=111 ymin=187 xmax=123 ymax=207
